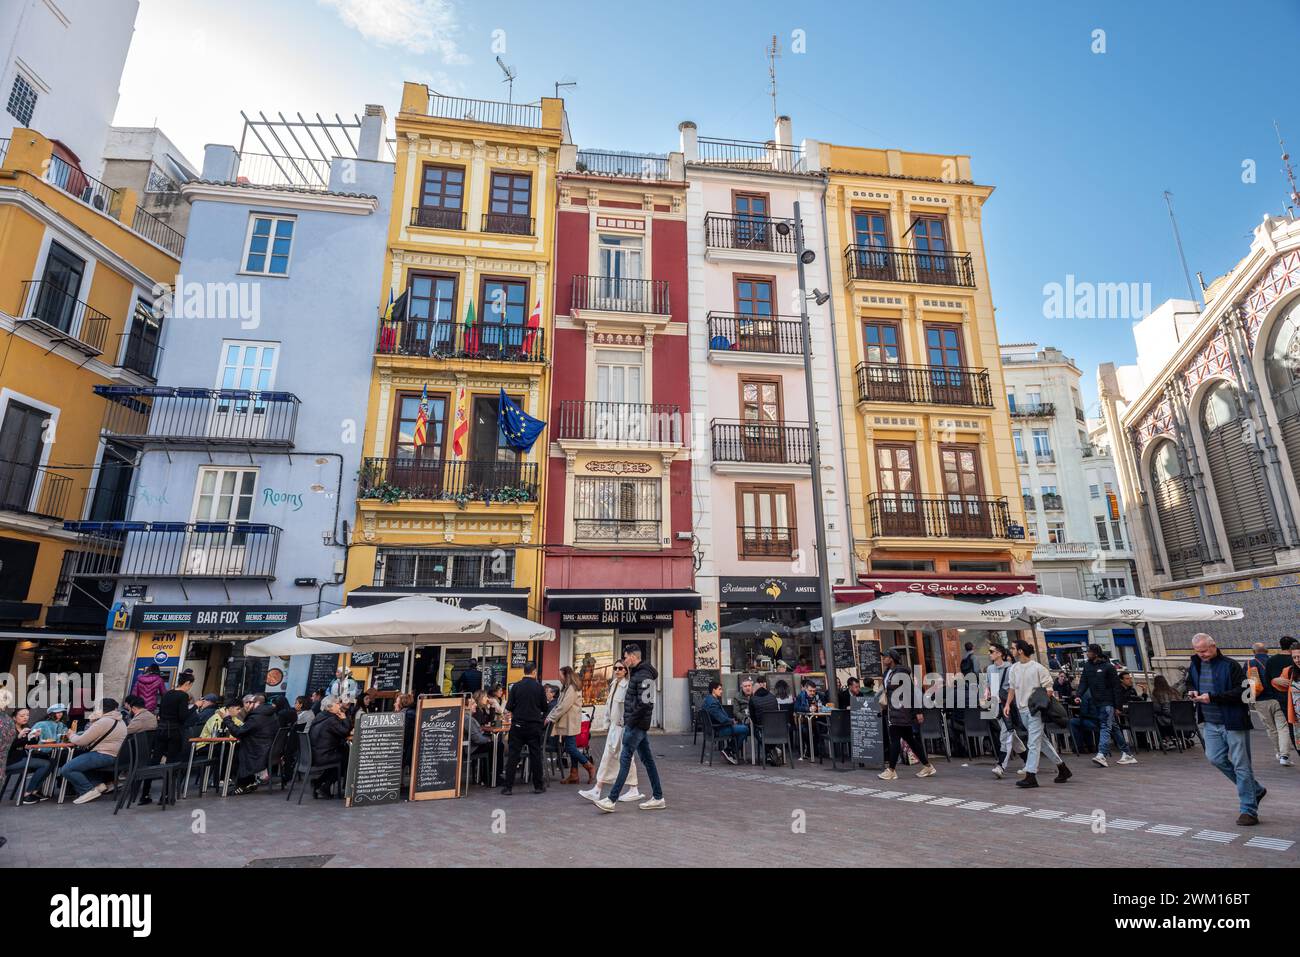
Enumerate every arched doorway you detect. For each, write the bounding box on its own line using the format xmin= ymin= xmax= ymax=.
xmin=1264 ymin=298 xmax=1300 ymax=489
xmin=1199 ymin=380 xmax=1277 ymax=569
xmin=1148 ymin=439 xmax=1204 ymax=580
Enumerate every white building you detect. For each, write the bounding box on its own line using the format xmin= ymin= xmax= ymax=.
xmin=1000 ymin=342 xmax=1141 ymax=667
xmin=0 ymin=0 xmax=140 ymax=176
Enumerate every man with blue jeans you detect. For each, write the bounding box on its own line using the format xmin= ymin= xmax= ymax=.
xmin=58 ymin=698 xmax=127 ymax=804
xmin=701 ymin=680 xmax=749 ymax=764
xmin=1076 ymin=644 xmax=1137 ymax=768
xmin=1188 ymin=634 xmax=1266 ymax=826
xmin=1004 ymin=639 xmax=1072 ymax=789
xmin=596 ymin=644 xmax=665 ymax=812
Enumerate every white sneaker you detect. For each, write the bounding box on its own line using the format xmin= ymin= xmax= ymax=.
xmin=619 ymin=789 xmax=645 ymax=803
xmin=877 ymin=768 xmax=898 ymax=780
xmin=721 ymin=749 xmax=738 ymax=765
xmin=1016 ymin=768 xmax=1027 ymax=776
xmin=1117 ymin=753 xmax=1138 ymax=766
xmin=638 ymin=797 xmax=666 ymax=810
xmin=1091 ymin=753 xmax=1108 ymax=768
xmin=73 ymin=783 xmax=108 ymax=805
xmin=594 ymin=797 xmax=616 ymax=813
xmin=915 ymin=764 xmax=937 ymax=778
xmin=1279 ymin=754 xmax=1293 ymax=767
xmin=577 ymin=787 xmax=600 ymax=803
xmin=991 ymin=764 xmax=1005 ymax=779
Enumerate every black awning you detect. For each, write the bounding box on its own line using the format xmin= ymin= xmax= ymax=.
xmin=545 ymin=589 xmax=702 ymax=613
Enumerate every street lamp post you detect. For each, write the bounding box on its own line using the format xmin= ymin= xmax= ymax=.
xmin=791 ymin=201 xmax=840 ymax=699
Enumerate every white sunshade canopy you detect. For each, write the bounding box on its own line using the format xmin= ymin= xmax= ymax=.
xmin=811 ymin=591 xmax=1018 ymax=632
xmin=981 ymin=593 xmax=1119 ymax=631
xmin=296 ymin=595 xmax=490 ymax=650
xmin=244 ymin=627 xmax=351 ymax=659
xmin=470 ymin=605 xmax=556 ymax=643
xmin=1101 ymin=594 xmax=1244 ymax=625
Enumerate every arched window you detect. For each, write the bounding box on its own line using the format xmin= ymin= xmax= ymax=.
xmin=1148 ymin=440 xmax=1204 ymax=580
xmin=1264 ymin=298 xmax=1300 ymax=485
xmin=1199 ymin=380 xmax=1277 ymax=569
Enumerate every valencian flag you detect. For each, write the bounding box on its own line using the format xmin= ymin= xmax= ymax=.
xmin=463 ymin=298 xmax=479 ymax=354
xmin=413 ymin=383 xmax=429 ymax=448
xmin=452 ymin=384 xmax=468 ymax=456
xmin=522 ymin=298 xmax=541 ymax=355
xmin=498 ymin=388 xmax=545 ymax=452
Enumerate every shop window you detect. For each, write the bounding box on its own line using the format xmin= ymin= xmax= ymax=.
xmin=869 ymin=559 xmax=935 ymax=572
xmin=948 ymin=560 xmax=1010 ymax=573
xmin=572 ymin=630 xmax=617 ymax=706
xmin=374 ymin=548 xmax=515 ymax=588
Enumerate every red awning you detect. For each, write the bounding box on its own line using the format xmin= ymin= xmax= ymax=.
xmin=834 ymin=576 xmax=1038 ymax=603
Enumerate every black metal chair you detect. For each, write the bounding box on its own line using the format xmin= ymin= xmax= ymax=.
xmin=920 ymin=709 xmax=951 ymax=762
xmin=1125 ymin=701 xmax=1163 ymax=753
xmin=265 ymin=726 xmax=292 ymax=791
xmin=827 ymin=709 xmax=853 ymax=771
xmin=1168 ymin=700 xmax=1201 ymax=751
xmin=698 ymin=711 xmax=727 ymax=766
xmin=961 ymin=708 xmax=994 ymax=758
xmin=114 ymin=732 xmax=182 ymax=813
xmin=285 ymin=730 xmax=338 ymax=804
xmin=755 ymin=709 xmax=793 ymax=769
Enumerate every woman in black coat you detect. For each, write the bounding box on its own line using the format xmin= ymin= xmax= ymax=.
xmin=308 ymin=696 xmax=351 ymax=797
xmin=223 ymin=696 xmax=279 ymax=793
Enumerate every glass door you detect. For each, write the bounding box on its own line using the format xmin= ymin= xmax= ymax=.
xmin=187 ymin=468 xmax=256 ymax=575
xmin=597 ymin=235 xmax=643 ymax=310
xmin=939 ymin=445 xmax=989 ymax=537
xmin=733 ymin=192 xmax=770 ymax=249
xmin=852 ymin=210 xmax=893 ymax=279
xmin=740 ymin=376 xmax=784 ymax=463
xmin=874 ymin=443 xmax=920 ymax=536
xmin=924 ymin=324 xmax=971 ymax=405
xmin=34 ymin=243 xmax=86 ymax=333
xmin=735 ymin=276 xmax=776 ymax=352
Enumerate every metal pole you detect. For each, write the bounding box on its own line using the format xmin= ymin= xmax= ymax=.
xmin=793 ymin=201 xmax=840 ymax=702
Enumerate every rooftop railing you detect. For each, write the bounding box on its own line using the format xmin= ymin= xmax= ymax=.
xmin=574 ymin=150 xmax=672 ymax=180
xmin=695 ymin=137 xmax=804 ymax=173
xmin=131 ymin=206 xmax=185 ymax=256
xmin=47 ymin=155 xmax=122 ymax=216
xmin=426 ymin=94 xmax=543 ymax=128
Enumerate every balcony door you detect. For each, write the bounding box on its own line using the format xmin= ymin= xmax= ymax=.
xmin=596 ymin=235 xmax=644 ymax=311
xmin=595 ymin=349 xmax=644 ymax=441
xmin=912 ymin=215 xmax=950 ymax=282
xmin=398 ymin=273 xmax=456 ymax=355
xmin=924 ymin=323 xmax=972 ymax=405
xmin=739 ymin=375 xmax=784 ymax=463
xmin=732 ymin=191 xmax=771 ymax=250
xmin=862 ymin=320 xmax=905 ymax=400
xmin=418 ymin=164 xmax=465 ymax=229
xmin=187 ymin=468 xmax=256 ymax=576
xmin=212 ymin=341 xmax=278 ymax=440
xmin=34 ymin=242 xmax=86 ymax=333
xmin=479 ymin=277 xmax=528 ymax=358
xmin=390 ymin=390 xmax=448 ymax=497
xmin=939 ymin=444 xmax=990 ymax=538
xmin=734 ymin=275 xmax=777 ymax=352
xmin=852 ymin=210 xmax=893 ymax=279
xmin=874 ymin=442 xmax=920 ymax=536
xmin=469 ymin=394 xmax=522 ymax=491
xmin=737 ymin=484 xmax=795 ymax=559
xmin=0 ymin=400 xmax=48 ymax=513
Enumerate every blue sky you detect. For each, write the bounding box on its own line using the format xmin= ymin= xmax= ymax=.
xmin=115 ymin=0 xmax=1300 ymax=410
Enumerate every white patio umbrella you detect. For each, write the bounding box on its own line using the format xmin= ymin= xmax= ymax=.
xmin=982 ymin=593 xmax=1119 ymax=631
xmin=470 ymin=605 xmax=556 ymax=644
xmin=811 ymin=591 xmax=1018 ymax=632
xmin=1101 ymin=594 xmax=1244 ymax=625
xmin=244 ymin=627 xmax=351 ymax=658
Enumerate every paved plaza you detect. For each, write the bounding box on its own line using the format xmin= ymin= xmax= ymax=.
xmin=2 ymin=731 xmax=1295 ymax=868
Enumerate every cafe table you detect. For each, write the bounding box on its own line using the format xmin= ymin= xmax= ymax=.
xmin=14 ymin=741 xmax=76 ymax=806
xmin=183 ymin=736 xmax=239 ymax=798
xmin=485 ymin=724 xmax=510 ymax=787
xmin=793 ymin=711 xmax=827 ymax=762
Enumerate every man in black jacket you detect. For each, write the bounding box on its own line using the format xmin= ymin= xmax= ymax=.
xmin=139 ymin=670 xmax=196 ymax=806
xmin=1075 ymin=645 xmax=1135 ymax=768
xmin=595 ymin=644 xmax=664 ymax=812
xmin=457 ymin=658 xmax=484 ymax=694
xmin=223 ymin=694 xmax=279 ymax=794
xmin=501 ymin=660 xmax=547 ymax=795
xmin=748 ymin=675 xmax=783 ymax=765
xmin=308 ymin=695 xmax=350 ymax=798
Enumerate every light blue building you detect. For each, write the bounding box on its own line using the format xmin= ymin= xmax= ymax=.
xmin=72 ymin=107 xmax=393 ymax=702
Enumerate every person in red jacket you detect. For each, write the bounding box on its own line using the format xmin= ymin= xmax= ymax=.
xmin=130 ymin=664 xmax=168 ymax=713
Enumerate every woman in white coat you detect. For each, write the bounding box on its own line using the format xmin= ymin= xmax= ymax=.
xmin=579 ymin=659 xmax=644 ymax=804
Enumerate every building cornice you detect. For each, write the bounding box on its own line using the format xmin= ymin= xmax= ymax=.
xmin=180 ymin=182 xmax=379 ymax=215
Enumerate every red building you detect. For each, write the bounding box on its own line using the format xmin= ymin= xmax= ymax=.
xmin=540 ymin=146 xmax=698 ymax=732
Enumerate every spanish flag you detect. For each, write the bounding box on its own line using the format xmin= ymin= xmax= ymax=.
xmin=452 ymin=384 xmax=468 ymax=457
xmin=522 ymin=298 xmax=541 ymax=355
xmin=413 ymin=383 xmax=429 ymax=448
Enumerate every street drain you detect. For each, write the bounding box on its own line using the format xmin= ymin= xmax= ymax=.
xmin=245 ymin=854 xmax=335 ymax=868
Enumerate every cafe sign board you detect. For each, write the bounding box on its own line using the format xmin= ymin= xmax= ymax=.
xmin=719 ymin=576 xmax=821 ymax=603
xmin=130 ymin=605 xmax=301 ymax=631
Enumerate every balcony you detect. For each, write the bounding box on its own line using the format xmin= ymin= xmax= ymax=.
xmin=867 ymin=494 xmax=1013 ymax=540
xmin=13 ymin=280 xmax=110 ymax=357
xmin=711 ymin=420 xmax=811 ymax=470
xmin=557 ymin=400 xmax=684 ymax=447
xmin=739 ymin=526 xmax=795 ymax=559
xmin=376 ymin=319 xmax=544 ymax=364
xmin=571 ymin=275 xmax=670 ymax=319
xmin=707 ymin=312 xmax=803 ymax=358
xmin=0 ymin=461 xmax=74 ymax=521
xmin=1010 ymin=403 xmax=1055 ymax=419
xmin=694 ymin=137 xmax=804 ymax=174
xmin=1023 ymin=494 xmax=1036 ymax=512
xmin=118 ymin=306 xmax=164 ymax=379
xmin=94 ymin=386 xmax=300 ymax=448
xmin=481 ymin=212 xmax=533 ymax=236
xmin=47 ymin=155 xmax=122 ymax=216
xmin=1042 ymin=493 xmax=1064 ymax=510
xmin=132 ymin=206 xmax=185 ymax=257
xmin=574 ymin=518 xmax=662 ymax=545
xmin=855 ymin=362 xmax=993 ymax=408
xmin=425 ymin=94 xmax=544 ymax=129
xmin=703 ymin=212 xmax=796 ymax=256
xmin=843 ymin=245 xmax=976 ymax=287
xmin=1035 ymin=450 xmax=1056 ymax=464
xmin=63 ymin=521 xmax=283 ymax=579
xmin=574 ymin=151 xmax=672 ymax=181
xmin=410 ymin=207 xmax=466 ymax=230
xmin=359 ymin=457 xmax=538 ymax=505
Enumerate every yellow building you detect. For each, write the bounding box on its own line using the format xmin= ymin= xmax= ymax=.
xmin=810 ymin=142 xmax=1031 ymax=672
xmin=342 ymin=84 xmax=565 ymax=690
xmin=0 ymin=130 xmax=180 ymax=681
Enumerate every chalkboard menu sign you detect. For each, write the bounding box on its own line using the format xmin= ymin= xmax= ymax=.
xmin=410 ymin=696 xmax=464 ymax=801
xmin=510 ymin=642 xmax=529 ymax=669
xmin=850 ymin=696 xmax=885 ymax=768
xmin=372 ymin=652 xmax=405 ymax=692
xmin=349 ymin=652 xmax=377 ymax=667
xmin=857 ymin=639 xmax=882 ymax=679
xmin=831 ymin=630 xmax=856 ymax=670
xmin=307 ymin=654 xmax=339 ymax=696
xmin=687 ymin=669 xmax=720 ymax=710
xmin=344 ymin=711 xmax=406 ymax=808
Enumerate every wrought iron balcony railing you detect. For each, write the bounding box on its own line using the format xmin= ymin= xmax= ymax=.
xmin=695 ymin=137 xmax=804 ymax=173
xmin=15 ymin=280 xmax=110 ymax=357
xmin=573 ymin=518 xmax=662 ymax=544
xmin=571 ymin=275 xmax=670 ymax=316
xmin=843 ymin=244 xmax=976 ymax=287
xmin=574 ymin=151 xmax=671 ymax=181
xmin=706 ymin=312 xmax=804 ymax=356
xmin=1042 ymin=493 xmax=1064 ymax=510
xmin=739 ymin=526 xmax=795 ymax=558
xmin=94 ymin=386 xmax=300 ymax=447
xmin=703 ymin=212 xmax=796 ymax=253
xmin=557 ymin=400 xmax=684 ymax=445
xmin=63 ymin=521 xmax=283 ymax=579
xmin=855 ymin=361 xmax=993 ymax=408
xmin=47 ymin=155 xmax=122 ymax=216
xmin=1023 ymin=494 xmax=1037 ymax=512
xmin=358 ymin=457 xmax=539 ymax=504
xmin=711 ymin=420 xmax=811 ymax=466
xmin=867 ymin=494 xmax=1013 ymax=540
xmin=410 ymin=206 xmax=466 ymax=230
xmin=481 ymin=212 xmax=533 ymax=235
xmin=132 ymin=206 xmax=185 ymax=257
xmin=0 ymin=460 xmax=73 ymax=521
xmin=376 ymin=318 xmax=544 ymax=362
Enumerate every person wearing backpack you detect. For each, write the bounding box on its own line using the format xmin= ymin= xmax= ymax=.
xmin=59 ymin=698 xmax=127 ymax=804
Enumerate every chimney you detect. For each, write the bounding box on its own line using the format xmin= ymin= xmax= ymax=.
xmin=774 ymin=115 xmax=792 ymax=149
xmin=201 ymin=144 xmax=239 ymax=182
xmin=358 ymin=104 xmax=387 ymax=162
xmin=678 ymin=121 xmax=698 ymax=162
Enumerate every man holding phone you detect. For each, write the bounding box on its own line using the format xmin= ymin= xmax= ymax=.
xmin=1187 ymin=633 xmax=1265 ymax=826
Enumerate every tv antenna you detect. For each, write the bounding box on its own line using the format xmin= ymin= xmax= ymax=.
xmin=554 ymin=78 xmax=577 ymax=100
xmin=766 ymin=35 xmax=781 ymax=119
xmin=1163 ymin=190 xmax=1202 ymax=311
xmin=1276 ymin=120 xmax=1300 ymax=216
xmin=496 ymin=55 xmax=518 ymax=104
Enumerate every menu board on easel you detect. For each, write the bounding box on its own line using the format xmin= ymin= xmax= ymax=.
xmin=410 ymin=696 xmax=464 ymax=801
xmin=372 ymin=652 xmax=404 ymax=692
xmin=856 ymin=639 xmax=882 ymax=679
xmin=344 ymin=711 xmax=405 ymax=808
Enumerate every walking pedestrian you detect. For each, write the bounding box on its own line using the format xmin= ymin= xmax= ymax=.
xmin=1005 ymin=639 xmax=1071 ymax=789
xmin=877 ymin=649 xmax=937 ymax=780
xmin=139 ymin=670 xmax=195 ymax=805
xmin=594 ymin=643 xmax=665 ymax=812
xmin=552 ymin=665 xmax=595 ymax=785
xmin=1269 ymin=642 xmax=1300 ymax=755
xmin=500 ymin=661 xmax=548 ymax=795
xmin=1252 ymin=638 xmax=1296 ymax=766
xmin=985 ymin=643 xmax=1026 ymax=778
xmin=1188 ymin=634 xmax=1266 ymax=825
xmin=1077 ymin=644 xmax=1137 ymax=768
xmin=579 ymin=658 xmax=644 ymax=804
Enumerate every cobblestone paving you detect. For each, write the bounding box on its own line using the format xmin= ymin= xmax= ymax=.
xmin=1 ymin=732 xmax=1295 ymax=868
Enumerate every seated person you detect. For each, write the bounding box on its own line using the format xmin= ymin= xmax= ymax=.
xmin=308 ymin=694 xmax=351 ymax=799
xmin=1150 ymin=675 xmax=1180 ymax=742
xmin=124 ymin=695 xmax=158 ymax=735
xmin=1052 ymin=669 xmax=1075 ymax=702
xmin=747 ymin=676 xmax=785 ymax=765
xmin=794 ymin=678 xmax=827 ymax=713
xmin=15 ymin=703 xmax=70 ymax=804
xmin=58 ymin=699 xmax=128 ymax=804
xmin=735 ymin=676 xmax=755 ymax=721
xmin=1116 ymin=670 xmax=1145 ymax=708
xmin=1069 ymin=689 xmax=1100 ymax=755
xmin=838 ymin=677 xmax=863 ymax=710
xmin=701 ymin=680 xmax=749 ymax=763
xmin=773 ymin=680 xmax=794 ymax=707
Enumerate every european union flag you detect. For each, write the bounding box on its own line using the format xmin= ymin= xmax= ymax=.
xmin=498 ymin=388 xmax=546 ymax=452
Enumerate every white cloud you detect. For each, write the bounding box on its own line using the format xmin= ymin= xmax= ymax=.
xmin=318 ymin=0 xmax=468 ymax=62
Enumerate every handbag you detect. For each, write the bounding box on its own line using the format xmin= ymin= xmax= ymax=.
xmin=575 ymin=706 xmax=593 ymax=750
